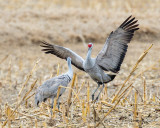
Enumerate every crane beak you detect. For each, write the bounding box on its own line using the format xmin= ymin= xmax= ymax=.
xmin=36 ymin=100 xmax=39 ymax=107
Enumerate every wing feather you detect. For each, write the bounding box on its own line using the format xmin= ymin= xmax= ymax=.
xmin=40 ymin=41 xmax=85 ymax=71
xmin=96 ymin=16 xmax=139 ymax=73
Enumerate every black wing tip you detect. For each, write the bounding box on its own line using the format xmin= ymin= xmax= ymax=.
xmin=39 ymin=40 xmax=52 ymax=47
xmin=119 ymin=15 xmax=139 ymax=32
xmin=39 ymin=40 xmax=54 ymax=55
xmin=40 ymin=42 xmax=54 ymax=53
xmin=39 ymin=40 xmax=46 ymax=45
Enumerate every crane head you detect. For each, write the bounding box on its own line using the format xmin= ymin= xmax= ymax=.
xmin=67 ymin=57 xmax=71 ymax=62
xmin=35 ymin=92 xmax=41 ymax=106
xmin=88 ymin=43 xmax=93 ymax=48
xmin=35 ymin=90 xmax=45 ymax=107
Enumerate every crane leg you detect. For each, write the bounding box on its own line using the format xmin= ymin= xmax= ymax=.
xmin=95 ymin=83 xmax=105 ymax=101
xmin=50 ymin=97 xmax=54 ymax=116
xmin=51 ymin=97 xmax=54 ymax=109
xmin=57 ymin=94 xmax=62 ymax=110
xmin=92 ymin=84 xmax=100 ymax=101
xmin=50 ymin=94 xmax=62 ymax=116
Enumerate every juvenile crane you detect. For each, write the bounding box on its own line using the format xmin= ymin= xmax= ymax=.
xmin=35 ymin=57 xmax=73 ymax=109
xmin=40 ymin=15 xmax=139 ymax=101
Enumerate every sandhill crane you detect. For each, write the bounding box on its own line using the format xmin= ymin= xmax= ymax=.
xmin=35 ymin=57 xmax=73 ymax=109
xmin=40 ymin=15 xmax=139 ymax=101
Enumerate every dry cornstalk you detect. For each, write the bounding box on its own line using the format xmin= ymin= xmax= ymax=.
xmin=82 ymin=100 xmax=86 ymax=122
xmin=101 ymin=101 xmax=132 ymax=112
xmin=2 ymin=79 xmax=37 ymax=127
xmin=112 ymin=44 xmax=153 ymax=103
xmin=87 ymin=82 xmax=90 ymax=102
xmin=59 ymin=86 xmax=80 ymax=102
xmin=52 ymin=98 xmax=57 ymax=118
xmin=92 ymin=105 xmax=103 ymax=125
xmin=14 ymin=110 xmax=38 ymax=119
xmin=18 ymin=59 xmax=40 ymax=97
xmin=141 ymin=75 xmax=146 ymax=106
xmin=38 ymin=112 xmax=50 ymax=117
xmin=117 ymin=83 xmax=133 ymax=100
xmin=124 ymin=86 xmax=133 ymax=99
xmin=24 ymin=79 xmax=37 ymax=100
xmin=25 ymin=93 xmax=35 ymax=101
xmin=104 ymin=86 xmax=108 ymax=101
xmin=152 ymin=94 xmax=156 ymax=102
xmin=57 ymin=63 xmax=60 ymax=76
xmin=0 ymin=54 xmax=9 ymax=65
xmin=96 ymin=92 xmax=126 ymax=127
xmin=73 ymin=81 xmax=85 ymax=103
xmin=75 ymin=75 xmax=78 ymax=92
xmin=138 ymin=112 xmax=143 ymax=128
xmin=56 ymin=86 xmax=61 ymax=100
xmin=93 ymin=105 xmax=96 ymax=123
xmin=18 ymin=59 xmax=23 ymax=71
xmin=101 ymin=101 xmax=114 ymax=108
xmin=35 ymin=118 xmax=38 ymax=128
xmin=86 ymin=102 xmax=90 ymax=119
xmin=25 ymin=100 xmax=28 ymax=107
xmin=66 ymin=73 xmax=76 ymax=116
xmin=134 ymin=91 xmax=138 ymax=121
xmin=5 ymin=105 xmax=15 ymax=121
xmin=43 ymin=121 xmax=47 ymax=128
xmin=93 ymin=105 xmax=105 ymax=127
xmin=3 ymin=102 xmax=21 ymax=127
xmin=62 ymin=104 xmax=69 ymax=123
xmin=52 ymin=86 xmax=62 ymax=118
xmin=86 ymin=83 xmax=90 ymax=115
xmin=118 ymin=64 xmax=155 ymax=101
xmin=84 ymin=103 xmax=88 ymax=122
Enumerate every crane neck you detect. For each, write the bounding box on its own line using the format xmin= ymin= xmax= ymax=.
xmin=86 ymin=48 xmax=92 ymax=61
xmin=83 ymin=47 xmax=95 ymax=69
xmin=67 ymin=60 xmax=73 ymax=80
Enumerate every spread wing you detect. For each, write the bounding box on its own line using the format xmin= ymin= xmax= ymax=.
xmin=40 ymin=41 xmax=85 ymax=71
xmin=96 ymin=16 xmax=139 ymax=73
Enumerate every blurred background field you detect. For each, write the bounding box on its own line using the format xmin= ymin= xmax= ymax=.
xmin=0 ymin=0 xmax=160 ymax=45
xmin=0 ymin=0 xmax=160 ymax=127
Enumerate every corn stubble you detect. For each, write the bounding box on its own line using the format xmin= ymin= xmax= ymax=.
xmin=0 ymin=43 xmax=159 ymax=128
xmin=0 ymin=2 xmax=159 ymax=126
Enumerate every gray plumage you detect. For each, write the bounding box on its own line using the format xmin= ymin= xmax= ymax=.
xmin=35 ymin=57 xmax=73 ymax=108
xmin=40 ymin=16 xmax=139 ymax=101
xmin=96 ymin=15 xmax=139 ymax=73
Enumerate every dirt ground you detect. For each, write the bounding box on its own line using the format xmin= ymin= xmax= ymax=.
xmin=0 ymin=0 xmax=160 ymax=128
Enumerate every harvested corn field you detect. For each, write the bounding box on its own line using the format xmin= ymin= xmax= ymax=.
xmin=0 ymin=0 xmax=160 ymax=128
